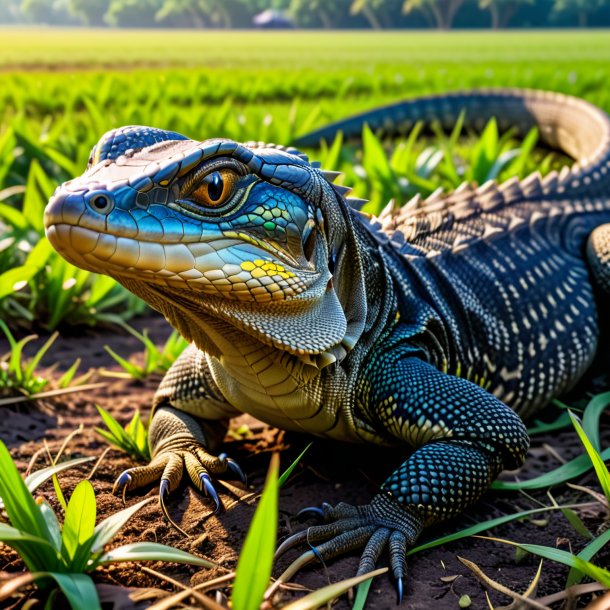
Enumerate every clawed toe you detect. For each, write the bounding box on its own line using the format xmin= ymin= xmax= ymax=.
xmin=200 ymin=472 xmax=223 ymax=514
xmin=276 ymin=498 xmax=417 ymax=605
xmin=296 ymin=505 xmax=325 ymax=521
xmin=112 ymin=471 xmax=133 ymax=502
xmin=219 ymin=454 xmax=247 ymax=485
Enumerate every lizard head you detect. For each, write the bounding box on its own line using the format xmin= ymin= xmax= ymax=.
xmin=44 ymin=126 xmax=367 ymax=364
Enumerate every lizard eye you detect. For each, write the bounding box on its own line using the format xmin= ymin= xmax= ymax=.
xmin=190 ymin=169 xmax=239 ymax=208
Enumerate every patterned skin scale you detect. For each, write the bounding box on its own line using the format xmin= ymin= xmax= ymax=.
xmin=44 ymin=89 xmax=610 ymax=599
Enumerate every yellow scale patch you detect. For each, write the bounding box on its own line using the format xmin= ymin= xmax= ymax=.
xmin=241 ymin=259 xmax=295 ymax=280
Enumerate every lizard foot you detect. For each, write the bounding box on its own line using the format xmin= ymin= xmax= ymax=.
xmin=112 ymin=442 xmax=246 ymax=534
xmin=276 ymin=494 xmax=422 ymax=604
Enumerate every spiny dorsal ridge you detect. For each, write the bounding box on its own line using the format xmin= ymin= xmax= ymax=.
xmin=498 ymin=176 xmax=524 ymax=203
xmin=558 ymin=166 xmax=572 ymax=181
xmin=403 ymin=192 xmax=422 ymax=211
xmin=378 ymin=198 xmax=398 ymax=220
xmin=477 ymin=179 xmax=499 ymax=196
xmin=333 ymin=184 xmax=353 ymax=197
xmin=345 ymin=197 xmax=369 ymax=211
xmin=454 ymin=181 xmax=474 ymax=195
xmin=451 ymin=182 xmax=476 ymax=202
xmin=542 ymin=170 xmax=559 ymax=192
xmin=321 ymin=170 xmax=342 ymax=183
xmin=521 ymin=171 xmax=543 ymax=197
xmin=425 ymin=187 xmax=444 ymax=203
xmin=478 ymin=180 xmax=505 ymax=211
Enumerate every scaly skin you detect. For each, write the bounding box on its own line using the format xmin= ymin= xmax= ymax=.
xmin=44 ymin=89 xmax=610 ymax=600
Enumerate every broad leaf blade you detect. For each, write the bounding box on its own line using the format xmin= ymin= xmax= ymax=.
xmin=61 ymin=480 xmax=96 ymax=567
xmin=48 ymin=572 xmax=101 ymax=610
xmin=0 ymin=441 xmax=54 ymax=546
xmin=97 ymin=542 xmax=216 ymax=568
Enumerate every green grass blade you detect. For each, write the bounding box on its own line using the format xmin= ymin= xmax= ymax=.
xmin=582 ymin=391 xmax=610 ymax=452
xmin=492 ymin=446 xmax=610 ymax=491
xmin=0 ymin=265 xmax=39 ymax=300
xmin=0 ymin=456 xmax=95 ymax=510
xmin=353 ymin=578 xmax=373 ymax=610
xmin=483 ymin=536 xmax=610 ymax=587
xmin=61 ymin=480 xmax=96 ymax=565
xmin=527 ymin=410 xmax=572 ymax=436
xmin=407 ymin=505 xmax=577 ymax=556
xmin=103 ymin=346 xmax=144 ymax=379
xmin=97 ymin=542 xmax=216 ymax=567
xmin=569 ymin=410 xmax=610 ymax=501
xmin=232 ymin=453 xmax=279 ymax=610
xmin=566 ymin=526 xmax=610 ymax=586
xmin=57 ymin=359 xmax=81 ymax=389
xmin=95 ymin=405 xmax=132 ymax=446
xmin=25 ymin=331 xmax=58 ymax=380
xmin=278 ymin=443 xmax=312 ymax=488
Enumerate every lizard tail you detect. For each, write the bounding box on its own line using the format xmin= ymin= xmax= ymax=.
xmin=294 ymin=89 xmax=610 ymax=193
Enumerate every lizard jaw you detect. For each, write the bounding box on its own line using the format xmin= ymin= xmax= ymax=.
xmin=45 ymin=223 xmax=319 ymax=304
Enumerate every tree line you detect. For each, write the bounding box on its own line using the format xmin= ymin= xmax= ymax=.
xmin=2 ymin=0 xmax=609 ymax=29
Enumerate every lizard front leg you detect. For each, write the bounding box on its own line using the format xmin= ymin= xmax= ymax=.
xmin=113 ymin=344 xmax=243 ymax=521
xmin=281 ymin=352 xmax=529 ymax=600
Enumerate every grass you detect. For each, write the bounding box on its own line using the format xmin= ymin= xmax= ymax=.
xmin=0 ymin=440 xmax=214 ymax=610
xmin=1 ymin=29 xmax=610 ymax=70
xmin=0 ymin=320 xmax=91 ymax=400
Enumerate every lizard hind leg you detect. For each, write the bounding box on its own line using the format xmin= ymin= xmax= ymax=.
xmin=587 ymin=224 xmax=610 ymax=292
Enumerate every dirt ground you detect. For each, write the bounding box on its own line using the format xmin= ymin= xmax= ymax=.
xmin=1 ymin=315 xmax=609 ymax=610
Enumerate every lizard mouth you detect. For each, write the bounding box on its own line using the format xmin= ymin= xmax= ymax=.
xmin=45 ymin=223 xmax=318 ymax=303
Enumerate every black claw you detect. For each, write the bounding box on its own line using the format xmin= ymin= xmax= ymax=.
xmin=159 ymin=478 xmax=170 ymax=498
xmin=225 ymin=458 xmax=247 ymax=485
xmin=274 ymin=529 xmax=310 ymax=559
xmin=200 ymin=473 xmax=223 ymax=514
xmin=113 ymin=471 xmax=132 ymax=503
xmin=396 ymin=577 xmax=403 ymax=605
xmin=297 ymin=506 xmax=325 ymax=521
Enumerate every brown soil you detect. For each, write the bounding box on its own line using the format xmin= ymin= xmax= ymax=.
xmin=1 ymin=315 xmax=609 ymax=610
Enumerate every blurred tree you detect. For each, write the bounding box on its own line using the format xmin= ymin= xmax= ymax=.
xmin=157 ymin=0 xmax=250 ymax=27
xmin=67 ymin=0 xmax=108 ymax=25
xmin=21 ymin=0 xmax=76 ymax=22
xmin=478 ymin=0 xmax=533 ymax=28
xmin=553 ymin=0 xmax=605 ymax=26
xmin=106 ymin=0 xmax=161 ymax=26
xmin=290 ymin=0 xmax=351 ymax=27
xmin=350 ymin=0 xmax=383 ymax=28
xmin=402 ymin=0 xmax=465 ymax=28
xmin=351 ymin=0 xmax=403 ymax=28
